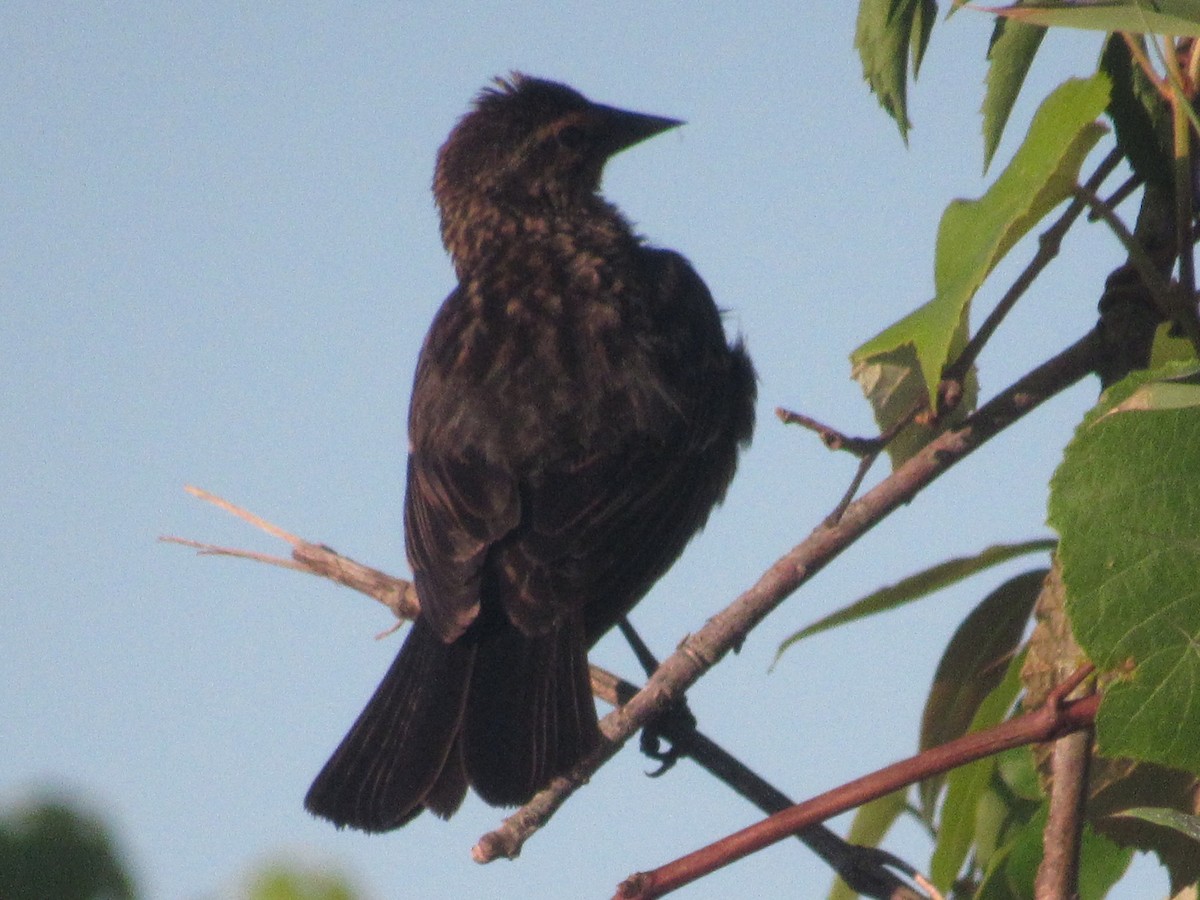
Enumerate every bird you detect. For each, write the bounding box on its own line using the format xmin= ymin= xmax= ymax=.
xmin=304 ymin=73 xmax=756 ymax=832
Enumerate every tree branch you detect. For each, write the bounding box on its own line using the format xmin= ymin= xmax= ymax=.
xmin=616 ymin=667 xmax=1099 ymax=900
xmin=1033 ymin=729 xmax=1093 ymax=900
xmin=169 ymin=331 xmax=1102 ymax=886
xmin=471 ymin=328 xmax=1102 ymax=862
xmin=162 ymin=486 xmax=419 ymax=621
xmin=165 ymin=487 xmax=922 ymax=896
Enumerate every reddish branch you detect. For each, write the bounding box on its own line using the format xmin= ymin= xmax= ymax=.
xmin=1034 ymin=729 xmax=1093 ymax=899
xmin=616 ymin=667 xmax=1099 ymax=899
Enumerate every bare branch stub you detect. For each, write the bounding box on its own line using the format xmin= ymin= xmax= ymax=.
xmin=290 ymin=541 xmax=420 ymax=621
xmin=775 ymin=406 xmax=889 ymax=457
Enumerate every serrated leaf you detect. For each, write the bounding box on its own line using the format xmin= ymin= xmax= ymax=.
xmin=1113 ymin=806 xmax=1200 ymax=842
xmin=1049 ymin=362 xmax=1200 ymax=774
xmin=1090 ymin=763 xmax=1200 ymax=886
xmin=856 ymin=0 xmax=939 ymax=140
xmin=852 ymin=74 xmax=1110 ymax=405
xmin=987 ymin=0 xmax=1200 ymax=37
xmin=826 ymin=790 xmax=908 ymax=900
xmin=1077 ymin=826 xmax=1136 ymax=900
xmin=983 ymin=16 xmax=1047 ymax=170
xmin=1101 ymin=378 xmax=1200 ymax=415
xmin=911 ymin=0 xmax=939 ymax=76
xmin=774 ymin=540 xmax=1055 ymax=663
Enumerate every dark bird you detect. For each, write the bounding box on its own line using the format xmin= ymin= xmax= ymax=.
xmin=305 ymin=74 xmax=756 ymax=831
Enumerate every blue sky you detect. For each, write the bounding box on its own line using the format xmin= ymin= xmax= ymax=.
xmin=2 ymin=3 xmax=1168 ymax=898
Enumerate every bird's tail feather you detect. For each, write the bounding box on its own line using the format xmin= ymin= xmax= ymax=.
xmin=305 ymin=617 xmax=474 ymax=831
xmin=463 ymin=614 xmax=599 ymax=806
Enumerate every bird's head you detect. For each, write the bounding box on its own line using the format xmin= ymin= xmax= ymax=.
xmin=434 ymin=74 xmax=683 ymax=217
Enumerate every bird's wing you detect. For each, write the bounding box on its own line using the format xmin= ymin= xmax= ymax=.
xmin=504 ymin=438 xmax=721 ymax=643
xmin=404 ymin=452 xmax=520 ymax=643
xmin=498 ymin=250 xmax=755 ymax=643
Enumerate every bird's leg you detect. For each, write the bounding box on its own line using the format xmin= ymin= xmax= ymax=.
xmin=617 ymin=618 xmax=697 ymax=776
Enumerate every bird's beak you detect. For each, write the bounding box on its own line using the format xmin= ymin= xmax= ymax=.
xmin=596 ymin=105 xmax=684 ymax=156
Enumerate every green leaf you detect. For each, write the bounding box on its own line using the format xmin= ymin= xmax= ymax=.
xmin=855 ymin=0 xmax=939 ymax=141
xmin=982 ymin=16 xmax=1047 ymax=171
xmin=852 ymin=74 xmax=1110 ymax=405
xmin=1049 ymin=362 xmax=1200 ymax=775
xmin=976 ymin=804 xmax=1044 ymax=899
xmin=0 ymin=799 xmax=137 ymax=900
xmin=929 ymin=648 xmax=1028 ymax=890
xmin=920 ymin=570 xmax=1044 ymax=754
xmin=1077 ymin=826 xmax=1136 ymax=900
xmin=974 ymin=806 xmax=1132 ymax=900
xmin=1112 ymin=806 xmax=1200 ymax=843
xmin=826 ymin=790 xmax=909 ymax=900
xmin=987 ymin=0 xmax=1200 ymax=37
xmin=920 ymin=573 xmax=1042 ymax=813
xmin=976 ymin=807 xmax=1132 ymax=900
xmin=851 ymin=309 xmax=980 ymax=468
xmin=1101 ymin=34 xmax=1173 ymax=191
xmin=1150 ymin=321 xmax=1200 ymax=367
xmin=774 ymin=540 xmax=1055 ymax=662
xmin=911 ymin=0 xmax=938 ymax=76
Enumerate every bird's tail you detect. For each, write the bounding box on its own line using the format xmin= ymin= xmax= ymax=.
xmin=304 ymin=616 xmax=474 ymax=831
xmin=462 ymin=612 xmax=600 ymax=806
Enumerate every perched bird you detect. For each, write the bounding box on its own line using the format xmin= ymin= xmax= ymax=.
xmin=305 ymin=74 xmax=756 ymax=831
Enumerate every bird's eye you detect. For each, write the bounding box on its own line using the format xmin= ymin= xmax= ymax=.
xmin=556 ymin=125 xmax=587 ymax=151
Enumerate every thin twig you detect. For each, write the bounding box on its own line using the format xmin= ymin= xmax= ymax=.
xmin=1077 ymin=184 xmax=1200 ymax=354
xmin=1163 ymin=37 xmax=1197 ymax=314
xmin=826 ymin=400 xmax=922 ymax=524
xmin=775 ymin=407 xmax=887 ymax=457
xmin=181 ymin=485 xmax=304 ymax=545
xmin=1091 ymin=173 xmax=1144 ymax=221
xmin=776 ymin=399 xmax=922 ymax=524
xmin=1121 ymin=32 xmax=1169 ymax=102
xmin=157 ymin=536 xmax=311 ymax=573
xmin=943 ymin=149 xmax=1123 ymax=386
xmin=472 ymin=329 xmax=1102 ymax=864
xmin=164 ymin=487 xmax=420 ymax=621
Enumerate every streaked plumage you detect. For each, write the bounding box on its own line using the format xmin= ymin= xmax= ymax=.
xmin=305 ymin=74 xmax=755 ymax=831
